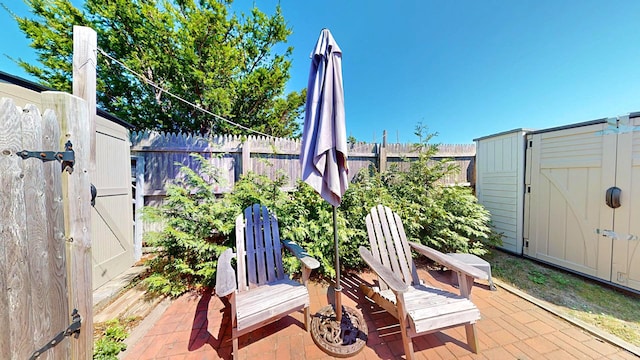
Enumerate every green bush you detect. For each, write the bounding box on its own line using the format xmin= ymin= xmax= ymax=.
xmin=144 ymin=127 xmax=500 ymax=295
xmin=343 ymin=125 xmax=501 ymax=255
xmin=143 ymin=154 xmax=238 ymax=297
xmin=93 ymin=319 xmax=128 ymax=360
xmin=277 ymin=181 xmax=360 ymax=278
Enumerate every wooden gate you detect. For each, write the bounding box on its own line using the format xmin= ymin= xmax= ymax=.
xmin=0 ymin=93 xmax=93 ymax=358
xmin=525 ymin=117 xmax=640 ymax=292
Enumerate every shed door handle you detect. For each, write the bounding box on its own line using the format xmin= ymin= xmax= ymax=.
xmin=605 ymin=187 xmax=621 ymax=209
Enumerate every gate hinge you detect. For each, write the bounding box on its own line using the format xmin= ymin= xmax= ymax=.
xmin=17 ymin=140 xmax=74 ymax=174
xmin=29 ymin=309 xmax=81 ymax=360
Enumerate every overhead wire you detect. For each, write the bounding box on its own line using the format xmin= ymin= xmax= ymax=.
xmin=96 ymin=47 xmax=274 ymax=138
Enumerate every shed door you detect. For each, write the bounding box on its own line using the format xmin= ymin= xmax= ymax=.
xmin=611 ymin=116 xmax=640 ymax=290
xmin=526 ymin=118 xmax=640 ymax=291
xmin=525 ymin=122 xmax=617 ymax=282
xmin=92 ymin=126 xmax=134 ymax=290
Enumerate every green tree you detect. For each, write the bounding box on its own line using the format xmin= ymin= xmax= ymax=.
xmin=8 ymin=0 xmax=305 ymax=136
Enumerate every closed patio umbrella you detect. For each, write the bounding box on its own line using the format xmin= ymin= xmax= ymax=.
xmin=300 ymin=28 xmax=349 ymax=208
xmin=300 ymin=28 xmax=366 ymax=357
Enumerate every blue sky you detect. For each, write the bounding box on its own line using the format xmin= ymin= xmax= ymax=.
xmin=2 ymin=1 xmax=640 ymax=144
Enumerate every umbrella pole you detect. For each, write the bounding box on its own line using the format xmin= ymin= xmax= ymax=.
xmin=333 ymin=205 xmax=342 ymax=324
xmin=310 ymin=203 xmax=368 ymax=356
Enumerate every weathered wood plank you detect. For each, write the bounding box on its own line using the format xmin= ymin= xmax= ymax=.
xmin=272 ymin=220 xmax=285 ymax=279
xmin=377 ymin=205 xmax=404 ymax=281
xmin=359 ymin=247 xmax=408 ymax=293
xmin=408 ymin=241 xmax=488 ymax=281
xmin=215 ymin=249 xmax=237 ymax=297
xmin=0 ymin=98 xmax=33 ymax=359
xmin=235 ymin=279 xmax=308 ymax=331
xmin=235 ymin=215 xmax=248 ymax=291
xmin=366 ymin=206 xmax=391 ymax=290
xmin=253 ymin=205 xmax=267 ymax=285
xmin=68 ymin=24 xmax=97 ymax=359
xmin=393 ymin=210 xmax=420 ymax=285
xmin=42 ymin=90 xmax=93 ymax=360
xmin=281 ymin=239 xmax=320 ymax=271
xmin=244 ymin=206 xmax=258 ymax=287
xmin=21 ymin=104 xmax=50 ymax=357
xmin=385 ymin=206 xmax=413 ymax=285
xmin=41 ymin=108 xmax=70 ymax=360
xmin=262 ymin=208 xmax=277 ymax=283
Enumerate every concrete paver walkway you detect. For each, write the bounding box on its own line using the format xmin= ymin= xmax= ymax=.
xmin=121 ymin=268 xmax=638 ymax=359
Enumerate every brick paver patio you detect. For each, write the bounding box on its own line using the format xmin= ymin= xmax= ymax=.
xmin=121 ymin=269 xmax=638 ymax=359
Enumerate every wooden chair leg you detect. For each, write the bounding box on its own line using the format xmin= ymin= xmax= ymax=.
xmin=304 ymin=306 xmax=310 ymax=332
xmin=401 ymin=334 xmax=414 ymax=360
xmin=232 ymin=336 xmax=239 ymax=360
xmin=399 ymin=325 xmax=414 ymax=360
xmin=397 ymin=300 xmax=414 ymax=360
xmin=465 ymin=323 xmax=479 ymax=353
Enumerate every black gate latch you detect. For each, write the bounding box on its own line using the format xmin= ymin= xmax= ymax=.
xmin=17 ymin=140 xmax=75 ymax=173
xmin=29 ymin=309 xmax=81 ymax=360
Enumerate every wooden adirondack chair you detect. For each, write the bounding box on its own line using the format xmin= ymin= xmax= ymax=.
xmin=215 ymin=204 xmax=320 ymax=359
xmin=359 ymin=205 xmax=488 ymax=360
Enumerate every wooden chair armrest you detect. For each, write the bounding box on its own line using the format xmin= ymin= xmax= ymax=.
xmin=359 ymin=246 xmax=409 ymax=293
xmin=408 ymin=241 xmax=488 ymax=280
xmin=215 ymin=248 xmax=237 ymax=297
xmin=282 ymin=239 xmax=320 ymax=270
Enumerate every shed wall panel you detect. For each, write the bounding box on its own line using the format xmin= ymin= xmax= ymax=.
xmin=475 ymin=130 xmax=527 ymax=254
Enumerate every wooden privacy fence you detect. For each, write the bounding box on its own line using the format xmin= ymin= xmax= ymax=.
xmin=130 ymin=131 xmax=476 ymax=205
xmin=0 ymin=93 xmax=93 ymax=359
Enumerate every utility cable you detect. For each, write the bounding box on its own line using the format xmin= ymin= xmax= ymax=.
xmin=96 ymin=47 xmax=274 ymax=138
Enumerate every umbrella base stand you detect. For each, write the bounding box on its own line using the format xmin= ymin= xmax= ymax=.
xmin=310 ymin=305 xmax=368 ymax=357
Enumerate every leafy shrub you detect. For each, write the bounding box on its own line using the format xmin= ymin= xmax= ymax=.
xmin=277 ymin=181 xmax=360 ymax=278
xmin=143 ymin=154 xmax=238 ymax=297
xmin=144 ymin=127 xmax=500 ymax=294
xmin=93 ymin=319 xmax=128 ymax=360
xmin=343 ymin=125 xmax=501 ymax=255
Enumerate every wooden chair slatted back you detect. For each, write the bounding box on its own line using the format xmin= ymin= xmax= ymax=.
xmin=365 ymin=205 xmax=420 ymax=289
xmin=236 ymin=204 xmax=285 ymax=292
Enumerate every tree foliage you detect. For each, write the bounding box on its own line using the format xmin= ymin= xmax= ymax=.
xmin=9 ymin=0 xmax=305 ymax=136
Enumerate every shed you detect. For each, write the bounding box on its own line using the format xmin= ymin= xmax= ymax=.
xmin=474 ymin=129 xmax=529 ymax=254
xmin=476 ymin=115 xmax=640 ymax=293
xmin=0 ymin=71 xmax=136 ymax=290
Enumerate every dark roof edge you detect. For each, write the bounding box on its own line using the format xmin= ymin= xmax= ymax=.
xmin=97 ymin=109 xmax=133 ymax=129
xmin=477 ymin=113 xmax=640 ymax=140
xmin=522 ymin=113 xmax=640 ymax=136
xmin=0 ymin=70 xmax=134 ymax=129
xmin=528 ymin=118 xmax=607 ymax=135
xmin=473 ymin=128 xmax=532 ymax=142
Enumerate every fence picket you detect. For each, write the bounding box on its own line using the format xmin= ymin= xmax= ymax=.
xmin=41 ymin=108 xmax=70 ymax=360
xmin=22 ymin=104 xmax=51 ymax=356
xmin=0 ymin=98 xmax=34 ymax=359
